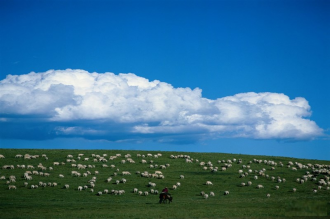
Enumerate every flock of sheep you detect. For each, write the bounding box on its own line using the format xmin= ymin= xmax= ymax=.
xmin=1 ymin=151 xmax=330 ymax=201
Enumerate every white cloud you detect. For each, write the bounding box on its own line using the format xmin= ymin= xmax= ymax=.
xmin=0 ymin=69 xmax=324 ymax=142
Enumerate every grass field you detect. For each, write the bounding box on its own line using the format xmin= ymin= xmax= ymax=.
xmin=0 ymin=148 xmax=329 ymax=218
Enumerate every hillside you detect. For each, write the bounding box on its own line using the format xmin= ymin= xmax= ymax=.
xmin=0 ymin=148 xmax=329 ymax=218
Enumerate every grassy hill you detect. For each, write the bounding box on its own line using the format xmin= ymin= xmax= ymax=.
xmin=0 ymin=148 xmax=329 ymax=218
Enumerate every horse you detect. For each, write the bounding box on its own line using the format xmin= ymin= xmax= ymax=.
xmin=159 ymin=193 xmax=173 ymax=204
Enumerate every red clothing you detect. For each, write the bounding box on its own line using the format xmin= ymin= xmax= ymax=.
xmin=162 ymin=188 xmax=168 ymax=193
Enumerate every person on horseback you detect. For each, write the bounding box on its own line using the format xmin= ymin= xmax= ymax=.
xmin=159 ymin=187 xmax=171 ymax=204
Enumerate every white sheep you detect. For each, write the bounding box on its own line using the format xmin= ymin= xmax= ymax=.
xmin=64 ymin=184 xmax=69 ymax=189
xmin=78 ymin=186 xmax=83 ymax=191
xmin=210 ymin=191 xmax=215 ymax=196
xmin=257 ymin=184 xmax=264 ymax=189
xmin=180 ymin=175 xmax=184 ymax=179
xmin=292 ymin=188 xmax=297 ymax=192
xmin=172 ymin=185 xmax=177 ymax=190
xmin=203 ymin=194 xmax=209 ymax=199
xmin=267 ymin=193 xmax=271 ymax=198
xmin=8 ymin=185 xmax=16 ymax=190
xmin=224 ymin=191 xmax=229 ymax=195
xmin=144 ymin=191 xmax=149 ymax=196
xmin=206 ymin=181 xmax=213 ymax=185
xmin=97 ymin=191 xmax=102 ymax=196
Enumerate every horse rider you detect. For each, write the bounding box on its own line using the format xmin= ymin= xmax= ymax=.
xmin=159 ymin=187 xmax=170 ymax=203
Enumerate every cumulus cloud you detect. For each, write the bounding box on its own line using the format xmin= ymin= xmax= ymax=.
xmin=0 ymin=69 xmax=324 ymax=143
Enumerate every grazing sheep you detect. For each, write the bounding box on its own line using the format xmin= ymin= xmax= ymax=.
xmin=64 ymin=184 xmax=69 ymax=189
xmin=8 ymin=185 xmax=16 ymax=190
xmin=133 ymin=188 xmax=138 ymax=193
xmin=210 ymin=192 xmax=215 ymax=196
xmin=179 ymin=175 xmax=184 ymax=179
xmin=203 ymin=194 xmax=209 ymax=199
xmin=267 ymin=194 xmax=271 ymax=198
xmin=200 ymin=191 xmax=205 ymax=196
xmin=247 ymin=181 xmax=252 ymax=186
xmin=144 ymin=191 xmax=149 ymax=196
xmin=257 ymin=185 xmax=264 ymax=189
xmin=78 ymin=186 xmax=83 ymax=191
xmin=224 ymin=191 xmax=229 ymax=195
xmin=275 ymin=186 xmax=279 ymax=190
xmin=104 ymin=189 xmax=109 ymax=194
xmin=97 ymin=191 xmax=102 ymax=196
xmin=206 ymin=181 xmax=213 ymax=185
xmin=172 ymin=185 xmax=177 ymax=190
xmin=241 ymin=182 xmax=246 ymax=187
xmin=138 ymin=191 xmax=143 ymax=195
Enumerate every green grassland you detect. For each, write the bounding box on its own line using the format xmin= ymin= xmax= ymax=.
xmin=0 ymin=148 xmax=329 ymax=218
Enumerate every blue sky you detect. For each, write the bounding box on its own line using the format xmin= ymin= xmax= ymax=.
xmin=0 ymin=0 xmax=329 ymax=160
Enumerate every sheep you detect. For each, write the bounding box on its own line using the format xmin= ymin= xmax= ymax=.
xmin=267 ymin=194 xmax=271 ymax=198
xmin=78 ymin=186 xmax=83 ymax=191
xmin=144 ymin=191 xmax=149 ymax=196
xmin=133 ymin=188 xmax=138 ymax=193
xmin=172 ymin=185 xmax=177 ymax=190
xmin=257 ymin=185 xmax=264 ymax=189
xmin=203 ymin=194 xmax=209 ymax=199
xmin=176 ymin=182 xmax=181 ymax=187
xmin=210 ymin=191 xmax=215 ymax=196
xmin=200 ymin=191 xmax=205 ymax=196
xmin=205 ymin=181 xmax=213 ymax=185
xmin=8 ymin=185 xmax=16 ymax=190
xmin=292 ymin=188 xmax=297 ymax=192
xmin=275 ymin=186 xmax=279 ymax=190
xmin=241 ymin=182 xmax=246 ymax=187
xmin=0 ymin=154 xmax=5 ymax=159
xmin=97 ymin=191 xmax=102 ymax=196
xmin=64 ymin=184 xmax=69 ymax=189
xmin=138 ymin=191 xmax=143 ymax=195
xmin=247 ymin=181 xmax=252 ymax=186
xmin=224 ymin=191 xmax=229 ymax=195
xmin=104 ymin=189 xmax=109 ymax=194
